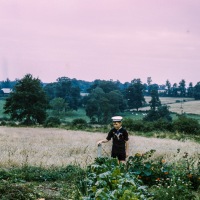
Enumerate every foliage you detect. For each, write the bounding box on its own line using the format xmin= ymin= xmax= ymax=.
xmin=49 ymin=97 xmax=69 ymax=115
xmin=44 ymin=116 xmax=61 ymax=127
xmin=85 ymin=87 xmax=126 ymax=124
xmin=126 ymin=78 xmax=146 ymax=111
xmin=126 ymin=150 xmax=171 ymax=186
xmin=86 ymin=79 xmax=121 ymax=93
xmin=148 ymin=88 xmax=161 ymax=111
xmin=44 ymin=76 xmax=81 ymax=111
xmin=127 ymin=150 xmax=199 ymax=199
xmin=173 ymin=115 xmax=200 ymax=134
xmin=150 ymin=175 xmax=195 ymax=200
xmin=194 ymin=82 xmax=200 ymax=100
xmin=81 ymin=157 xmax=152 ymax=199
xmin=0 ymin=150 xmax=199 ymax=199
xmin=143 ymin=105 xmax=172 ymax=122
xmin=3 ymin=74 xmax=49 ymax=125
xmin=123 ymin=118 xmax=173 ymax=132
xmin=71 ymin=118 xmax=88 ymax=129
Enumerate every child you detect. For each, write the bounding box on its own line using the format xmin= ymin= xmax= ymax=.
xmin=97 ymin=116 xmax=129 ymax=163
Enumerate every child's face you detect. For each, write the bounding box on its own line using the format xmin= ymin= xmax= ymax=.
xmin=113 ymin=122 xmax=121 ymax=129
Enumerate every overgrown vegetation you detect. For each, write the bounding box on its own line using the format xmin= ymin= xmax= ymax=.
xmin=0 ymin=150 xmax=199 ymax=199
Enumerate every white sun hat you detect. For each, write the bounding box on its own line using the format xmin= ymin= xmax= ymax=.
xmin=111 ymin=116 xmax=123 ymax=122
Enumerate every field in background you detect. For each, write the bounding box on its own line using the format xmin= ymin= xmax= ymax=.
xmin=142 ymin=97 xmax=200 ymax=115
xmin=0 ymin=127 xmax=199 ymax=168
xmin=144 ymin=96 xmax=194 ymax=104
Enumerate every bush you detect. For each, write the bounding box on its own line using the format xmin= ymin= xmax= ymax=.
xmin=152 ymin=119 xmax=173 ymax=132
xmin=0 ymin=120 xmax=6 ymax=126
xmin=44 ymin=116 xmax=61 ymax=127
xmin=123 ymin=118 xmax=171 ymax=132
xmin=173 ymin=115 xmax=200 ymax=135
xmin=71 ymin=118 xmax=87 ymax=129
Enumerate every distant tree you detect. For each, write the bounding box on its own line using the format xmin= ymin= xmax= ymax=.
xmin=187 ymin=82 xmax=194 ymax=97
xmin=1 ymin=78 xmax=11 ymax=88
xmin=193 ymin=82 xmax=200 ymax=100
xmin=44 ymin=77 xmax=81 ymax=110
xmin=49 ymin=97 xmax=69 ymax=115
xmin=87 ymin=79 xmax=120 ymax=93
xmin=43 ymin=82 xmax=57 ymax=100
xmin=126 ymin=79 xmax=145 ymax=111
xmin=106 ymin=90 xmax=127 ymax=115
xmin=179 ymin=79 xmax=186 ymax=97
xmin=149 ymin=88 xmax=161 ymax=111
xmin=171 ymin=83 xmax=178 ymax=97
xmin=85 ymin=87 xmax=126 ymax=123
xmin=4 ymin=74 xmax=49 ymax=125
xmin=148 ymin=83 xmax=159 ymax=96
xmin=165 ymin=79 xmax=171 ymax=96
xmin=85 ymin=87 xmax=105 ymax=123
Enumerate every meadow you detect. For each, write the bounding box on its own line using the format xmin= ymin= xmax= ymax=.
xmin=0 ymin=127 xmax=199 ymax=199
xmin=0 ymin=127 xmax=199 ymax=168
xmin=0 ymin=98 xmax=200 ymax=199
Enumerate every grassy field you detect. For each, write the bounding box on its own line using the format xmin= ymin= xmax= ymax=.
xmin=144 ymin=96 xmax=195 ymax=105
xmin=0 ymin=127 xmax=199 ymax=168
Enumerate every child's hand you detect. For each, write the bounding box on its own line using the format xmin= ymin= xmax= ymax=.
xmin=97 ymin=141 xmax=102 ymax=146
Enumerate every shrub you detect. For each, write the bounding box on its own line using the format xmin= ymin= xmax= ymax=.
xmin=71 ymin=118 xmax=87 ymax=129
xmin=44 ymin=116 xmax=61 ymax=127
xmin=173 ymin=115 xmax=200 ymax=135
xmin=0 ymin=120 xmax=6 ymax=126
xmin=152 ymin=119 xmax=173 ymax=132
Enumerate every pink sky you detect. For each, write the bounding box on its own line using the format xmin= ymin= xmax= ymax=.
xmin=0 ymin=0 xmax=200 ymax=85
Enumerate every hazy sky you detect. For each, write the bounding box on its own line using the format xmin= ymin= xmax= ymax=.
xmin=0 ymin=0 xmax=200 ymax=85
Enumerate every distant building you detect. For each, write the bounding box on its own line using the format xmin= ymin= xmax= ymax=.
xmin=80 ymin=92 xmax=89 ymax=97
xmin=0 ymin=88 xmax=12 ymax=97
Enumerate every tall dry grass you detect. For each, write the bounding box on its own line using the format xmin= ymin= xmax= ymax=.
xmin=0 ymin=127 xmax=199 ymax=168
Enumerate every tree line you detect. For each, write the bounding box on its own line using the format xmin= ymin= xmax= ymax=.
xmin=1 ymin=74 xmax=200 ymax=125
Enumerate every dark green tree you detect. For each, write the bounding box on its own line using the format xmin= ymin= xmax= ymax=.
xmin=43 ymin=82 xmax=57 ymax=100
xmin=85 ymin=87 xmax=105 ymax=123
xmin=171 ymin=83 xmax=178 ymax=97
xmin=179 ymin=79 xmax=186 ymax=97
xmin=49 ymin=97 xmax=69 ymax=115
xmin=4 ymin=74 xmax=49 ymax=125
xmin=44 ymin=77 xmax=81 ymax=110
xmin=165 ymin=79 xmax=171 ymax=96
xmin=126 ymin=79 xmax=145 ymax=111
xmin=193 ymin=82 xmax=200 ymax=100
xmin=1 ymin=78 xmax=11 ymax=88
xmin=143 ymin=105 xmax=172 ymax=122
xmin=106 ymin=90 xmax=126 ymax=115
xmin=187 ymin=82 xmax=194 ymax=97
xmin=149 ymin=86 xmax=161 ymax=111
xmin=85 ymin=87 xmax=126 ymax=123
xmin=87 ymin=79 xmax=120 ymax=93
